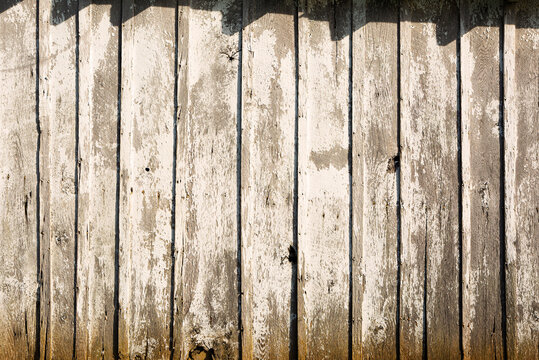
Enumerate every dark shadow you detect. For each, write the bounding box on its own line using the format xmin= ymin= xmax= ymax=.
xmin=0 ymin=0 xmax=22 ymax=14
xmin=2 ymin=0 xmax=537 ymax=44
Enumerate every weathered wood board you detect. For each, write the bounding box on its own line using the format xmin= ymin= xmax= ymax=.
xmin=0 ymin=0 xmax=38 ymax=358
xmin=399 ymin=0 xmax=460 ymax=358
xmin=119 ymin=1 xmax=175 ymax=358
xmin=38 ymin=0 xmax=78 ymax=357
xmin=297 ymin=0 xmax=351 ymax=358
xmin=174 ymin=1 xmax=241 ymax=359
xmin=76 ymin=1 xmax=120 ymax=358
xmin=460 ymin=0 xmax=504 ymax=358
xmin=504 ymin=1 xmax=539 ymax=359
xmin=352 ymin=0 xmax=399 ymax=358
xmin=241 ymin=0 xmax=296 ymax=358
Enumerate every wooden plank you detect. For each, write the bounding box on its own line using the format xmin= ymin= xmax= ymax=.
xmin=38 ymin=0 xmax=78 ymax=358
xmin=504 ymin=1 xmax=539 ymax=359
xmin=173 ymin=1 xmax=241 ymax=358
xmin=0 ymin=0 xmax=38 ymax=357
xmin=297 ymin=0 xmax=350 ymax=358
xmin=399 ymin=0 xmax=460 ymax=358
xmin=241 ymin=0 xmax=296 ymax=358
xmin=351 ymin=0 xmax=398 ymax=358
xmin=460 ymin=0 xmax=504 ymax=358
xmin=119 ymin=1 xmax=175 ymax=358
xmin=76 ymin=1 xmax=120 ymax=358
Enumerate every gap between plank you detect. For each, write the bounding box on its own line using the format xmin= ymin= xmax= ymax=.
xmin=456 ymin=3 xmax=464 ymax=358
xmin=236 ymin=2 xmax=244 ymax=357
xmin=347 ymin=0 xmax=354 ymax=357
xmin=422 ymin=212 xmax=428 ymax=360
xmin=72 ymin=0 xmax=81 ymax=357
xmin=168 ymin=1 xmax=180 ymax=359
xmin=498 ymin=2 xmax=508 ymax=358
xmin=34 ymin=0 xmax=42 ymax=358
xmin=291 ymin=0 xmax=300 ymax=358
xmin=396 ymin=0 xmax=402 ymax=358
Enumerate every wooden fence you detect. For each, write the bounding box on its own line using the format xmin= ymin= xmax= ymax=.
xmin=0 ymin=0 xmax=537 ymax=359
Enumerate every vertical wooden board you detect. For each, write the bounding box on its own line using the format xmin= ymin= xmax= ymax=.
xmin=174 ymin=1 xmax=241 ymax=358
xmin=241 ymin=0 xmax=295 ymax=358
xmin=297 ymin=0 xmax=350 ymax=358
xmin=76 ymin=1 xmax=120 ymax=358
xmin=119 ymin=1 xmax=175 ymax=358
xmin=460 ymin=0 xmax=503 ymax=358
xmin=0 ymin=0 xmax=38 ymax=357
xmin=504 ymin=1 xmax=539 ymax=359
xmin=351 ymin=0 xmax=398 ymax=358
xmin=399 ymin=0 xmax=459 ymax=358
xmin=38 ymin=0 xmax=78 ymax=358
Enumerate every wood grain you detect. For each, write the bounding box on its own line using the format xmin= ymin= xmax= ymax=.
xmin=38 ymin=0 xmax=78 ymax=357
xmin=119 ymin=1 xmax=175 ymax=358
xmin=504 ymin=1 xmax=539 ymax=359
xmin=460 ymin=0 xmax=504 ymax=358
xmin=297 ymin=0 xmax=351 ymax=358
xmin=352 ymin=0 xmax=399 ymax=358
xmin=241 ymin=0 xmax=296 ymax=358
xmin=399 ymin=0 xmax=460 ymax=358
xmin=0 ymin=0 xmax=38 ymax=358
xmin=174 ymin=1 xmax=242 ymax=359
xmin=76 ymin=1 xmax=120 ymax=358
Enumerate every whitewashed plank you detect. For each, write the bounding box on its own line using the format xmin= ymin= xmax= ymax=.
xmin=297 ymin=0 xmax=351 ymax=358
xmin=352 ymin=0 xmax=399 ymax=358
xmin=504 ymin=1 xmax=539 ymax=359
xmin=241 ymin=0 xmax=296 ymax=358
xmin=0 ymin=0 xmax=38 ymax=357
xmin=399 ymin=0 xmax=460 ymax=358
xmin=119 ymin=1 xmax=175 ymax=358
xmin=460 ymin=0 xmax=504 ymax=358
xmin=174 ymin=1 xmax=241 ymax=358
xmin=38 ymin=0 xmax=78 ymax=357
xmin=76 ymin=1 xmax=120 ymax=358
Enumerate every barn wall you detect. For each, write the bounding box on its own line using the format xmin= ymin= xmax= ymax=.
xmin=0 ymin=0 xmax=537 ymax=359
